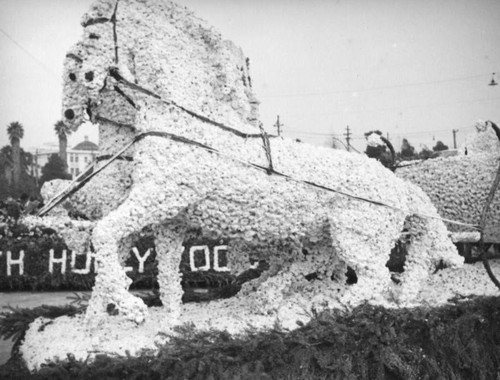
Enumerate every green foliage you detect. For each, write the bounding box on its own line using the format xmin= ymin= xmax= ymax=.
xmin=399 ymin=138 xmax=417 ymax=161
xmin=1 ymin=296 xmax=499 ymax=379
xmin=418 ymin=146 xmax=433 ymax=160
xmin=53 ymin=120 xmax=71 ymax=139
xmin=0 ymin=146 xmax=33 ymax=173
xmin=0 ymin=145 xmax=39 ymax=200
xmin=433 ymin=140 xmax=449 ymax=152
xmin=6 ymin=122 xmax=24 ymax=143
xmin=39 ymin=154 xmax=71 ymax=187
xmin=0 ymin=304 xmax=83 ymax=345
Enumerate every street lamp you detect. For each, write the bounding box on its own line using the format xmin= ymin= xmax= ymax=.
xmin=489 ymin=72 xmax=498 ymax=86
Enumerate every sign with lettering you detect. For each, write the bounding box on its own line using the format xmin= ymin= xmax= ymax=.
xmin=0 ymin=242 xmax=229 ymax=277
xmin=0 ymin=230 xmax=230 ymax=291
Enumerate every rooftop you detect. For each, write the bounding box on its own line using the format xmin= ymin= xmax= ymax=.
xmin=72 ymin=136 xmax=98 ymax=151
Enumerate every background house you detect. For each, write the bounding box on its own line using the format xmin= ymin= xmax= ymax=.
xmin=30 ymin=136 xmax=98 ymax=179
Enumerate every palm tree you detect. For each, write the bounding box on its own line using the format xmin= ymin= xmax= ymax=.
xmin=54 ymin=120 xmax=71 ymax=171
xmin=7 ymin=121 xmax=24 ymax=194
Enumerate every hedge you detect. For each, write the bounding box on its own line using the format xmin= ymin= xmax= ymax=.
xmin=1 ymin=296 xmax=499 ymax=379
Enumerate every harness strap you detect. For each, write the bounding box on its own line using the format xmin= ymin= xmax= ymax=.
xmin=96 ymin=155 xmax=133 ymax=162
xmin=108 ymin=68 xmax=276 ymax=140
xmin=134 ymin=131 xmax=482 ymax=230
xmin=39 ymin=129 xmax=484 ymax=230
xmin=37 ymin=138 xmax=136 ymax=217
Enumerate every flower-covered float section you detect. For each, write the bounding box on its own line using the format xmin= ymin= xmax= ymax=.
xmin=397 ymin=121 xmax=500 ymax=245
xmin=17 ymin=0 xmax=496 ymax=371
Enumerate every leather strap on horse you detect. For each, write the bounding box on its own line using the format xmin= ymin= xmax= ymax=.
xmin=134 ymin=131 xmax=482 ymax=230
xmin=37 ymin=138 xmax=136 ymax=217
xmin=108 ymin=67 xmax=277 ymax=141
xmin=38 ymin=129 xmax=484 ymax=232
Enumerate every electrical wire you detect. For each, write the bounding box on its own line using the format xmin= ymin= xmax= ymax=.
xmin=261 ymin=73 xmax=491 ymax=99
xmin=0 ymin=27 xmax=59 ymax=80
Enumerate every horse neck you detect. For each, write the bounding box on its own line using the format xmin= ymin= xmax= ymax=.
xmin=97 ymin=122 xmax=136 ymax=158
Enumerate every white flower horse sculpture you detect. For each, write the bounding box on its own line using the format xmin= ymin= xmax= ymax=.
xmin=61 ymin=0 xmax=462 ymax=325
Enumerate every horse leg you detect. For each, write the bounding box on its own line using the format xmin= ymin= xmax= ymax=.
xmin=326 ymin=204 xmax=404 ymax=308
xmin=86 ymin=179 xmax=196 ymax=326
xmin=396 ymin=214 xmax=462 ymax=304
xmin=86 ymin=204 xmax=150 ymax=325
xmin=394 ymin=184 xmax=462 ymax=304
xmin=154 ymin=222 xmax=186 ymax=323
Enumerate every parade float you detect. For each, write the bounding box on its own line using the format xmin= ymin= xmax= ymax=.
xmin=1 ymin=0 xmax=499 ymax=377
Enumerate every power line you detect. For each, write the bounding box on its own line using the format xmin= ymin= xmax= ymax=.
xmin=0 ymin=27 xmax=58 ymax=79
xmin=261 ymin=73 xmax=490 ymax=99
xmin=286 ymin=129 xmax=334 ymax=136
xmin=278 ymin=95 xmax=500 ymax=120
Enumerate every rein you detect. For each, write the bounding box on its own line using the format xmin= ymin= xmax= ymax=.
xmin=38 ymin=129 xmax=483 ymax=232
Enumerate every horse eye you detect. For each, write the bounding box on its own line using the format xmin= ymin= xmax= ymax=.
xmin=85 ymin=71 xmax=94 ymax=81
xmin=69 ymin=73 xmax=77 ymax=81
xmin=65 ymin=109 xmax=75 ymax=120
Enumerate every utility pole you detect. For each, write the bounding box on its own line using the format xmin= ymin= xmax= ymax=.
xmin=452 ymin=129 xmax=458 ymax=149
xmin=34 ymin=149 xmax=39 ymax=187
xmin=274 ymin=115 xmax=283 ymax=136
xmin=344 ymin=125 xmax=351 ymax=151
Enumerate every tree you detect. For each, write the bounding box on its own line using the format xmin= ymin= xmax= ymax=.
xmin=54 ymin=120 xmax=71 ymax=171
xmin=7 ymin=121 xmax=24 ymax=194
xmin=364 ymin=130 xmax=394 ymax=168
xmin=418 ymin=146 xmax=433 ymax=159
xmin=399 ymin=138 xmax=416 ymax=160
xmin=0 ymin=145 xmax=38 ymax=200
xmin=0 ymin=146 xmax=33 ymax=176
xmin=433 ymin=140 xmax=449 ymax=152
xmin=39 ymin=154 xmax=72 ymax=186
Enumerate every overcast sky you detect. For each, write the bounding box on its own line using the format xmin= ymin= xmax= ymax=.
xmin=1 ymin=0 xmax=500 ymax=153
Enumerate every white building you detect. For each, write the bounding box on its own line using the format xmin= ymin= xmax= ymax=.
xmin=30 ymin=136 xmax=98 ymax=179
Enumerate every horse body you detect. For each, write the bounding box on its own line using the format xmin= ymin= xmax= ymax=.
xmin=59 ymin=0 xmax=462 ymax=326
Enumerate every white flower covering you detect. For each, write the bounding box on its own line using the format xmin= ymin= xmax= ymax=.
xmin=20 ymin=0 xmax=466 ymax=367
xmin=57 ymin=0 xmax=463 ymax=322
xmin=366 ymin=132 xmax=385 ymax=147
xmin=40 ymin=123 xmax=135 ymax=220
xmin=23 ymin=215 xmax=94 ymax=256
xmin=450 ymin=231 xmax=481 ymax=243
xmin=397 ymin=121 xmax=500 ymax=243
xmin=460 ymin=120 xmax=500 ymax=156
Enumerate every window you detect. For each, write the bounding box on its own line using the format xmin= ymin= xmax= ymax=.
xmin=70 ymin=155 xmax=74 ymax=162
xmin=75 ymin=155 xmax=79 ymax=163
xmin=75 ymin=168 xmax=80 ymax=176
xmin=84 ymin=156 xmax=88 ymax=163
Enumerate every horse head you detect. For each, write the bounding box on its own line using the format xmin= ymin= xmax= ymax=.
xmin=62 ymin=0 xmax=128 ymax=131
xmin=62 ymin=0 xmax=262 ymax=136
